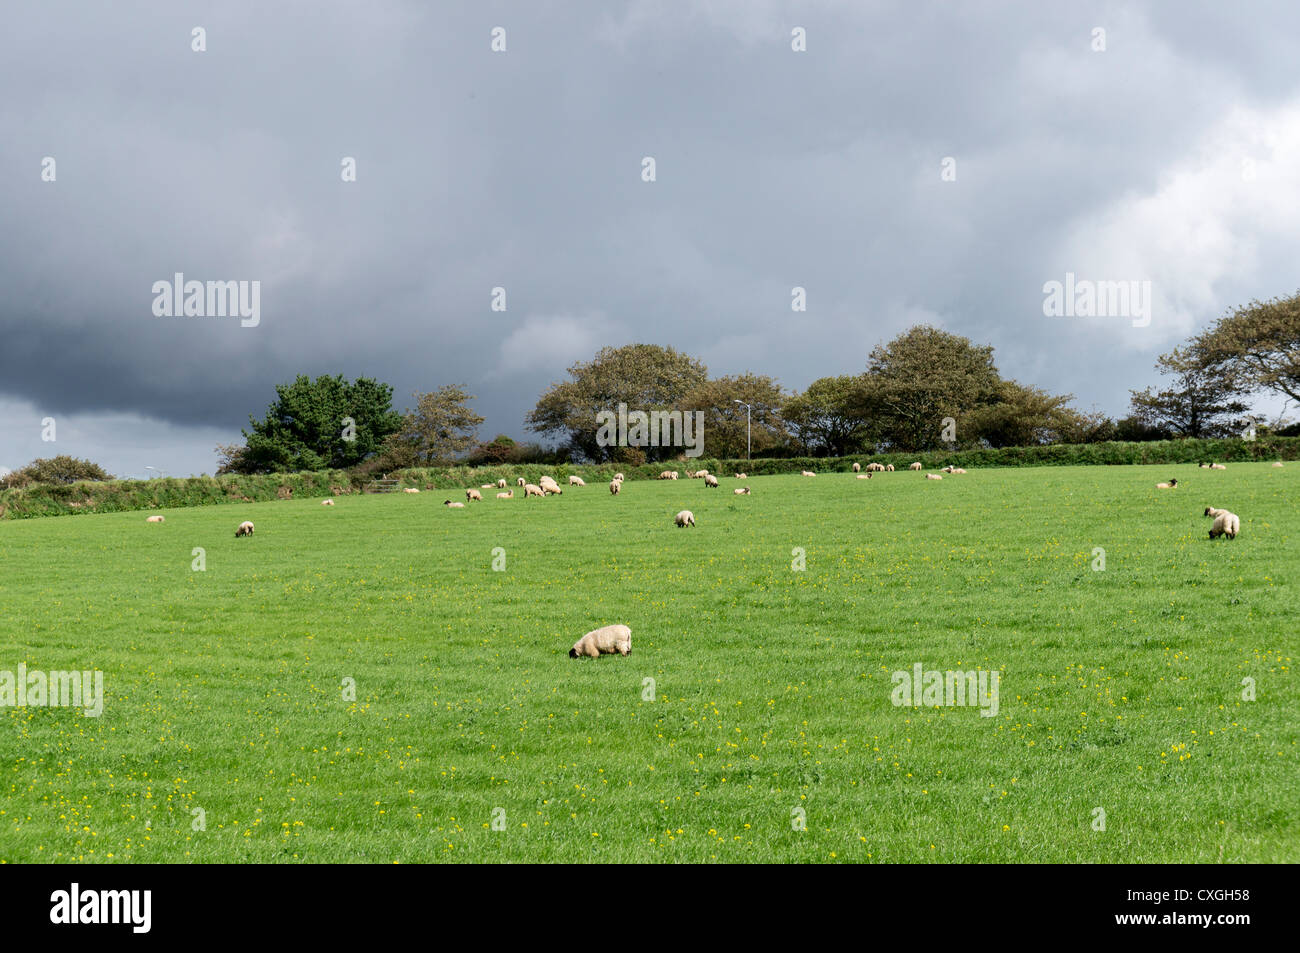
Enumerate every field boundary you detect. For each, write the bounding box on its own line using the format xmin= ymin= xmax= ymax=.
xmin=2 ymin=436 xmax=1295 ymax=521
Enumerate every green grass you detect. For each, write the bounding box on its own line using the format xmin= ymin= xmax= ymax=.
xmin=1 ymin=464 xmax=1295 ymax=863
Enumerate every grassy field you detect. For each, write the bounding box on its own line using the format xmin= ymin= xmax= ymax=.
xmin=0 ymin=463 xmax=1295 ymax=863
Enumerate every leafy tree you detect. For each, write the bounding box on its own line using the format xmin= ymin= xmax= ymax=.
xmin=526 ymin=344 xmax=708 ymax=461
xmin=382 ymin=385 xmax=486 ymax=466
xmin=783 ymin=375 xmax=871 ymax=455
xmin=678 ymin=373 xmax=789 ymax=459
xmin=2 ymin=455 xmax=113 ymax=488
xmin=964 ymin=381 xmax=1082 ymax=448
xmin=1128 ymin=348 xmax=1251 ymax=438
xmin=214 ymin=443 xmax=251 ymax=475
xmin=241 ymin=374 xmax=403 ymax=472
xmin=863 ymin=326 xmax=1002 ymax=451
xmin=1185 ymin=290 xmax=1300 ymax=403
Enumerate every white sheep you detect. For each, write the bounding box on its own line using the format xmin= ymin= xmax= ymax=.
xmin=403 ymin=487 xmax=420 ymax=494
xmin=609 ymin=479 xmax=621 ymax=495
xmin=235 ymin=521 xmax=255 ymax=537
xmin=614 ymin=473 xmax=625 ymax=482
xmin=568 ymin=475 xmax=586 ymax=486
xmin=733 ymin=487 xmax=751 ymax=495
xmin=926 ymin=474 xmax=943 ymax=481
xmin=734 ymin=472 xmax=747 ymax=479
xmin=569 ymin=624 xmax=632 ymax=659
xmin=466 ymin=489 xmax=483 ymax=502
xmin=909 ymin=462 xmax=922 ymax=471
xmin=856 ymin=474 xmax=872 ymax=480
xmin=145 ymin=515 xmax=165 ymax=523
xmin=1204 ymin=507 xmax=1240 ymax=539
xmin=542 ymin=483 xmax=563 ymax=495
xmin=517 ymin=477 xmax=526 ymax=487
xmin=444 ymin=500 xmax=465 ymax=508
xmin=704 ymin=474 xmax=719 ymax=487
xmin=659 ymin=470 xmax=679 ymax=480
xmin=1210 ymin=463 xmax=1227 ymax=470
xmin=1272 ymin=462 xmax=1284 ymax=468
xmin=852 ymin=462 xmax=861 ymax=472
xmin=674 ymin=510 xmax=695 ymax=527
xmin=801 ymin=470 xmax=816 ymax=477
xmin=496 ymin=491 xmax=513 ymax=499
xmin=480 ymin=483 xmax=496 ymax=489
xmin=1156 ymin=478 xmax=1178 ymax=489
xmin=886 ymin=464 xmax=895 ymax=472
xmin=321 ymin=499 xmax=335 ymax=506
xmin=524 ymin=483 xmax=545 ymax=498
xmin=498 ymin=479 xmax=508 ymax=488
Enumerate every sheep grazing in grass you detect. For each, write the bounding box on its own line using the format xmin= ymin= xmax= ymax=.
xmin=856 ymin=473 xmax=872 ymax=480
xmin=1198 ymin=462 xmax=1210 ymax=469
xmin=734 ymin=472 xmax=747 ymax=479
xmin=235 ymin=521 xmax=255 ymax=537
xmin=403 ymin=487 xmax=420 ymax=494
xmin=569 ymin=623 xmax=632 ymax=659
xmin=321 ymin=499 xmax=335 ymax=506
xmin=1210 ymin=463 xmax=1227 ymax=470
xmin=145 ymin=515 xmax=165 ymax=523
xmin=466 ymin=489 xmax=483 ymax=502
xmin=479 ymin=483 xmax=496 ymax=489
xmin=542 ymin=483 xmax=563 ymax=496
xmin=609 ymin=480 xmax=621 ymax=495
xmin=496 ymin=491 xmax=513 ymax=499
xmin=733 ymin=487 xmax=751 ymax=495
xmin=517 ymin=477 xmax=526 ymax=487
xmin=614 ymin=473 xmax=625 ymax=482
xmin=926 ymin=474 xmax=943 ymax=481
xmin=867 ymin=463 xmax=886 ymax=472
xmin=674 ymin=510 xmax=696 ymax=527
xmin=801 ymin=470 xmax=816 ymax=477
xmin=568 ymin=475 xmax=586 ymax=486
xmin=852 ymin=462 xmax=861 ymax=472
xmin=497 ymin=479 xmax=508 ymax=488
xmin=1156 ymin=478 xmax=1178 ymax=489
xmin=909 ymin=462 xmax=923 ymax=471
xmin=886 ymin=464 xmax=895 ymax=472
xmin=659 ymin=470 xmax=679 ymax=480
xmin=704 ymin=474 xmax=719 ymax=487
xmin=1204 ymin=507 xmax=1240 ymax=539
xmin=444 ymin=500 xmax=465 ymax=508
xmin=524 ymin=483 xmax=545 ymax=498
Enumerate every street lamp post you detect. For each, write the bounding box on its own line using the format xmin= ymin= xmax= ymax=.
xmin=733 ymin=400 xmax=752 ymax=460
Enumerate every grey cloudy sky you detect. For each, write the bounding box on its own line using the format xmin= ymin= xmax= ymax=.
xmin=2 ymin=0 xmax=1298 ymax=477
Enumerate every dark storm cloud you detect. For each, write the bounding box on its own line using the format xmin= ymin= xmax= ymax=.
xmin=2 ymin=0 xmax=1298 ymax=474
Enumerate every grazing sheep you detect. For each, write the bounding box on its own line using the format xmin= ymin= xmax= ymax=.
xmin=926 ymin=474 xmax=943 ymax=481
xmin=480 ymin=483 xmax=496 ymax=489
xmin=886 ymin=464 xmax=895 ymax=472
xmin=852 ymin=462 xmax=861 ymax=472
xmin=909 ymin=462 xmax=923 ymax=471
xmin=145 ymin=515 xmax=165 ymax=523
xmin=496 ymin=491 xmax=513 ymax=499
xmin=1205 ymin=508 xmax=1240 ymax=539
xmin=1156 ymin=478 xmax=1178 ymax=489
xmin=1198 ymin=462 xmax=1210 ymax=469
xmin=856 ymin=473 xmax=872 ymax=480
xmin=466 ymin=489 xmax=483 ymax=502
xmin=674 ymin=510 xmax=696 ymax=527
xmin=524 ymin=483 xmax=545 ymax=498
xmin=498 ymin=479 xmax=508 ymax=489
xmin=542 ymin=483 xmax=563 ymax=495
xmin=568 ymin=475 xmax=586 ymax=486
xmin=235 ymin=521 xmax=255 ymax=537
xmin=321 ymin=499 xmax=335 ymax=506
xmin=734 ymin=472 xmax=747 ymax=479
xmin=609 ymin=480 xmax=621 ymax=495
xmin=403 ymin=487 xmax=420 ymax=494
xmin=704 ymin=474 xmax=719 ymax=487
xmin=1272 ymin=462 xmax=1284 ymax=468
xmin=444 ymin=500 xmax=465 ymax=508
xmin=569 ymin=624 xmax=632 ymax=659
xmin=868 ymin=463 xmax=886 ymax=472
xmin=517 ymin=477 xmax=526 ymax=487
xmin=614 ymin=473 xmax=625 ymax=482
xmin=941 ymin=465 xmax=955 ymax=473
xmin=733 ymin=487 xmax=751 ymax=495
xmin=801 ymin=470 xmax=816 ymax=477
xmin=658 ymin=470 xmax=679 ymax=480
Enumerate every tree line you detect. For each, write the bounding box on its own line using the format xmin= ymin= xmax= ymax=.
xmin=7 ymin=290 xmax=1294 ymax=484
